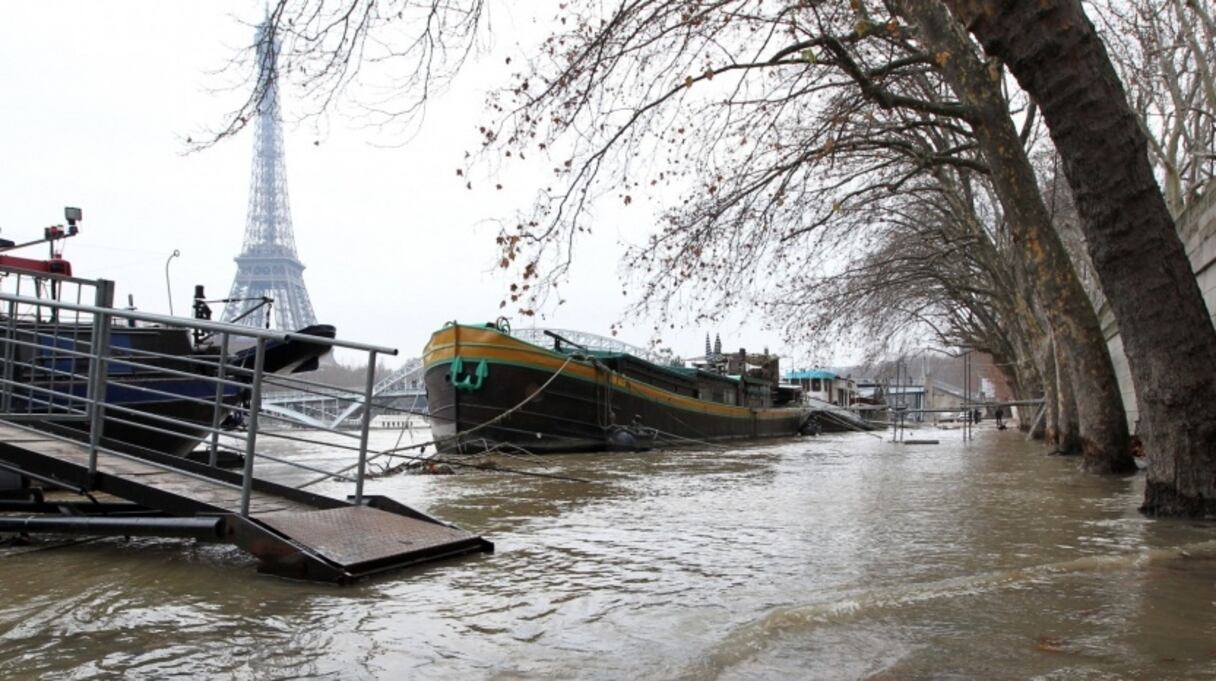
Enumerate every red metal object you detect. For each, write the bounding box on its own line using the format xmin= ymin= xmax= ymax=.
xmin=0 ymin=255 xmax=72 ymax=276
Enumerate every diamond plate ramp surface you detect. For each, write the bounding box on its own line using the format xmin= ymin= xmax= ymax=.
xmin=255 ymin=505 xmax=482 ymax=569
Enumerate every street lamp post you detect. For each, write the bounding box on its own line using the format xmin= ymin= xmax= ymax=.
xmin=165 ymin=249 xmax=181 ymax=315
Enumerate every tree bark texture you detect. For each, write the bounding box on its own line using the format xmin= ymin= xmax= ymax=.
xmin=1007 ymin=300 xmax=1048 ymax=438
xmin=1039 ymin=336 xmax=1060 ymax=445
xmin=900 ymin=0 xmax=1132 ymax=473
xmin=1053 ymin=333 xmax=1082 ymax=454
xmin=1011 ymin=362 xmax=1038 ymax=433
xmin=945 ymin=0 xmax=1216 ymax=514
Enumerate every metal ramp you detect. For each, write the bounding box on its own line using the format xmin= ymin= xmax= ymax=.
xmin=0 ymin=421 xmax=491 ymax=582
xmin=0 ymin=262 xmax=492 ymax=584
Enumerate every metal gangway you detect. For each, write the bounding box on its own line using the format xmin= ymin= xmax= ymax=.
xmin=803 ymin=396 xmax=883 ymax=432
xmin=0 ymin=268 xmax=491 ymax=583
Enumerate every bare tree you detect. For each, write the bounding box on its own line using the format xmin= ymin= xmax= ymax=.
xmin=893 ymin=0 xmax=1131 ymax=470
xmin=1094 ymin=0 xmax=1216 ymax=217
xmin=480 ymin=0 xmax=1131 ymax=470
xmin=201 ymin=0 xmax=486 ymax=147
xmin=770 ymin=154 xmax=1062 ymax=441
xmin=945 ymin=0 xmax=1216 ymax=516
xmin=219 ymin=0 xmax=1216 ymax=487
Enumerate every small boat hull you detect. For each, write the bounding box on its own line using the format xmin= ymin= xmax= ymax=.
xmin=6 ymin=324 xmax=335 ymax=461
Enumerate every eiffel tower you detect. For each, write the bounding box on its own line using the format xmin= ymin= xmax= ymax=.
xmin=221 ymin=17 xmax=317 ymax=331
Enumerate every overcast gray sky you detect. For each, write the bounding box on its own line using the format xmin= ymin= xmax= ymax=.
xmin=0 ymin=1 xmax=831 ymax=367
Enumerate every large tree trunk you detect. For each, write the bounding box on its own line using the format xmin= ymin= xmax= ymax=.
xmin=1006 ymin=301 xmax=1048 ymax=436
xmin=1008 ymin=333 xmax=1043 ymax=435
xmin=1011 ymin=275 xmax=1057 ymax=443
xmin=1053 ymin=334 xmax=1081 ymax=454
xmin=899 ymin=0 xmax=1133 ymax=473
xmin=946 ymin=0 xmax=1216 ymax=515
xmin=1010 ymin=355 xmax=1038 ymax=433
xmin=1039 ymin=336 xmax=1060 ymax=445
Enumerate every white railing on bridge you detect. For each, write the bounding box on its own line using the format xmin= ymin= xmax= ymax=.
xmin=511 ymin=327 xmax=672 ymax=365
xmin=261 ymin=357 xmax=426 ymax=429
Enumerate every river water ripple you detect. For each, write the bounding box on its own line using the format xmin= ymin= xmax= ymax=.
xmin=1 ymin=427 xmax=1214 ymax=679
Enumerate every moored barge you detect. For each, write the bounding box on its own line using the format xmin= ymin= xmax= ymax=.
xmin=422 ymin=321 xmax=814 ymax=453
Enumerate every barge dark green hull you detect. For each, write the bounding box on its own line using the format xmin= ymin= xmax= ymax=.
xmin=423 ymin=325 xmax=812 ymax=454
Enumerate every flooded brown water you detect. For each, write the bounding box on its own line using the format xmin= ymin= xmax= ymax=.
xmin=1 ymin=427 xmax=1215 ymax=679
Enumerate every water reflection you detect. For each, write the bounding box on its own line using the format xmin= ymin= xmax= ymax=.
xmin=1 ymin=428 xmax=1214 ymax=679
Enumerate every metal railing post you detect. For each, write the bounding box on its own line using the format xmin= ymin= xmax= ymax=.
xmin=95 ymin=279 xmax=115 ymax=307
xmin=86 ymin=280 xmax=115 ymax=479
xmin=1 ymin=299 xmax=17 ymax=413
xmin=354 ymin=351 xmax=378 ymax=504
xmin=208 ymin=333 xmax=230 ymax=467
xmin=239 ymin=337 xmax=267 ymax=517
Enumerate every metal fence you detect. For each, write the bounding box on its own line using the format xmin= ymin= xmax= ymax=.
xmin=0 ymin=268 xmax=398 ymax=516
xmin=511 ymin=327 xmax=672 ymax=364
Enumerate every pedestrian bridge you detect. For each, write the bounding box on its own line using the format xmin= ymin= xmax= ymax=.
xmin=262 ymin=360 xmax=427 ymax=430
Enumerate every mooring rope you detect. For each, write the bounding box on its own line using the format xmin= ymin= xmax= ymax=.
xmin=297 ymin=354 xmax=578 ymax=489
xmin=365 ymin=448 xmax=592 ymax=483
xmin=383 ymin=353 xmax=577 ymax=457
xmin=647 ymin=427 xmax=730 ymax=450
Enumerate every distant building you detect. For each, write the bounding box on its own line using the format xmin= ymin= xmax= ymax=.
xmin=925 ymin=380 xmax=974 ymax=421
xmin=854 ymin=378 xmax=883 ymax=403
xmin=885 ymin=384 xmax=928 ymax=420
xmin=784 ymin=369 xmax=857 ymax=407
xmin=886 ymin=379 xmax=989 ymax=423
xmin=726 ymin=350 xmax=780 ymax=384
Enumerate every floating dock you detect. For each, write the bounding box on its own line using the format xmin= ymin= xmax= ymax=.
xmin=0 ymin=421 xmax=492 ymax=582
xmin=0 ymin=269 xmax=491 ymax=584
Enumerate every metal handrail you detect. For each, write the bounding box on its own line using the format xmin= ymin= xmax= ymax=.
xmin=0 ymin=299 xmax=401 ymax=424
xmin=0 ymin=281 xmax=391 ymax=518
xmin=0 ymin=386 xmax=90 ymax=417
xmin=0 ymin=419 xmax=252 ymax=492
xmin=0 ymin=291 xmax=398 ymax=356
xmin=0 ymin=352 xmax=91 ymax=384
xmin=372 ymin=360 xmax=423 ymax=393
xmin=0 ymin=336 xmax=257 ymax=394
xmin=0 ymin=375 xmax=91 ymax=405
xmin=0 ymin=263 xmax=107 ymax=288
